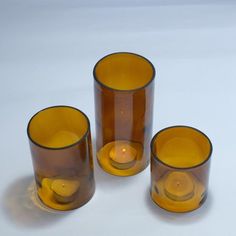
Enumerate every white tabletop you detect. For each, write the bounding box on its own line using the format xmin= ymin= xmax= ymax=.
xmin=1 ymin=1 xmax=236 ymax=235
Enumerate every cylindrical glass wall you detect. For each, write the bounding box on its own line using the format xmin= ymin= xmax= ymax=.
xmin=27 ymin=106 xmax=95 ymax=210
xmin=94 ymin=52 xmax=155 ymax=176
xmin=151 ymin=126 xmax=212 ymax=212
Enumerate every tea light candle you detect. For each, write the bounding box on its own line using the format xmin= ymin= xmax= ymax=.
xmin=163 ymin=171 xmax=195 ymax=201
xmin=51 ymin=179 xmax=80 ymax=203
xmin=109 ymin=141 xmax=137 ymax=169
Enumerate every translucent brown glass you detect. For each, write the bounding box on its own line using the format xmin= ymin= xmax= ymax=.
xmin=27 ymin=106 xmax=95 ymax=211
xmin=94 ymin=52 xmax=155 ymax=176
xmin=150 ymin=126 xmax=212 ymax=212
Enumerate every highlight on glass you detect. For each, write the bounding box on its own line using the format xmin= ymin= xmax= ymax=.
xmin=94 ymin=52 xmax=155 ymax=176
xmin=150 ymin=126 xmax=212 ymax=212
xmin=27 ymin=106 xmax=95 ymax=211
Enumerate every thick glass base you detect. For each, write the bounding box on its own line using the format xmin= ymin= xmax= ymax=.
xmin=151 ymin=172 xmax=206 ymax=213
xmin=37 ymin=175 xmax=95 ymax=211
xmin=97 ymin=140 xmax=148 ymax=176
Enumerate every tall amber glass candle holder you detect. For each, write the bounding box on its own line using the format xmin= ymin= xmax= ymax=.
xmin=94 ymin=52 xmax=155 ymax=176
xmin=27 ymin=106 xmax=95 ymax=211
xmin=150 ymin=126 xmax=212 ymax=212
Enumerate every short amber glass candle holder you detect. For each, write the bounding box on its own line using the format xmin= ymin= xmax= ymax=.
xmin=94 ymin=52 xmax=155 ymax=176
xmin=150 ymin=126 xmax=212 ymax=213
xmin=27 ymin=106 xmax=95 ymax=211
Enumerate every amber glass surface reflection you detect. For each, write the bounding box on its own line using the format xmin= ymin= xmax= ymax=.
xmin=27 ymin=106 xmax=95 ymax=211
xmin=150 ymin=126 xmax=212 ymax=212
xmin=94 ymin=52 xmax=155 ymax=176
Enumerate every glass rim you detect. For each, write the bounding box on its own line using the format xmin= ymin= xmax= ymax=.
xmin=27 ymin=105 xmax=91 ymax=150
xmin=93 ymin=51 xmax=156 ymax=92
xmin=150 ymin=125 xmax=213 ymax=170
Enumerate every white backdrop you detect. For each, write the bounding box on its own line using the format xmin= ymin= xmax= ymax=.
xmin=0 ymin=0 xmax=236 ymax=235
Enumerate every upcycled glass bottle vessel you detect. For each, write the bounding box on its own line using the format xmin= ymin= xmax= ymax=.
xmin=94 ymin=52 xmax=155 ymax=176
xmin=27 ymin=106 xmax=95 ymax=210
xmin=150 ymin=126 xmax=212 ymax=212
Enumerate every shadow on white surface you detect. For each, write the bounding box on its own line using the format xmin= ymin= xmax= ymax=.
xmin=93 ymin=156 xmax=139 ymax=190
xmin=1 ymin=176 xmax=70 ymax=229
xmin=145 ymin=188 xmax=213 ymax=224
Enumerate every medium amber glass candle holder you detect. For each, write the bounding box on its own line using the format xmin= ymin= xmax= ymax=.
xmin=94 ymin=52 xmax=155 ymax=176
xmin=27 ymin=106 xmax=95 ymax=211
xmin=150 ymin=126 xmax=212 ymax=213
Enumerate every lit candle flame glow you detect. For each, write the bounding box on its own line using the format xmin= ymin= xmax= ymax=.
xmin=109 ymin=142 xmax=137 ymax=169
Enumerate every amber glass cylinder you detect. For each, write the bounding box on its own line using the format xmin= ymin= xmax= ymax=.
xmin=27 ymin=106 xmax=95 ymax=211
xmin=94 ymin=52 xmax=155 ymax=176
xmin=150 ymin=126 xmax=212 ymax=212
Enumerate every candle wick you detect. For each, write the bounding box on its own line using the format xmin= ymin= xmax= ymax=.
xmin=122 ymin=148 xmax=126 ymax=153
